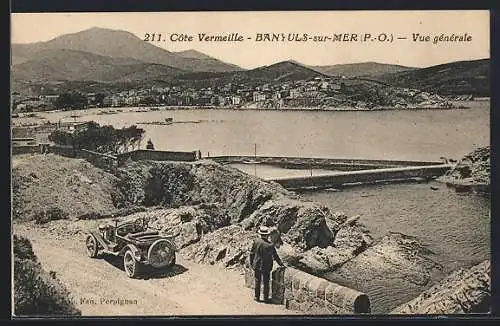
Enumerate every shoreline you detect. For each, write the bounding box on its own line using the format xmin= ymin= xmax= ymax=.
xmin=13 ymin=100 xmax=487 ymax=118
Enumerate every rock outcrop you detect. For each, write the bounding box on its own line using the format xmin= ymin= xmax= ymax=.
xmin=391 ymin=260 xmax=490 ymax=314
xmin=329 ymin=232 xmax=443 ymax=287
xmin=438 ymin=146 xmax=490 ymax=192
xmin=241 ymin=198 xmax=334 ymax=251
xmin=180 ymin=225 xmax=256 ymax=268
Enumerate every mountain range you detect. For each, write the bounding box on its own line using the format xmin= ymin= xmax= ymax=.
xmin=12 ymin=27 xmax=242 ymax=73
xmin=11 ymin=27 xmax=490 ymax=96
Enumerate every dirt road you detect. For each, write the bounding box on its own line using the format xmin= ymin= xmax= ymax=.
xmin=14 ymin=221 xmax=298 ymax=316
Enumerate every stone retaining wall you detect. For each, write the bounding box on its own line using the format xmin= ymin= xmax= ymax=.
xmin=12 ymin=145 xmax=40 ymax=155
xmin=244 ymin=265 xmax=370 ymax=314
xmin=117 ymin=149 xmax=200 ymax=164
xmin=77 ymin=149 xmax=118 ymax=171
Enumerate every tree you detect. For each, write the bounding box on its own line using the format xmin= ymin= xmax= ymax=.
xmin=49 ymin=122 xmax=145 ymax=154
xmin=54 ymin=92 xmax=88 ymax=110
xmin=94 ymin=93 xmax=106 ymax=107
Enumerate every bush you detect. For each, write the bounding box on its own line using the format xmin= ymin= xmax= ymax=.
xmin=34 ymin=207 xmax=69 ymax=224
xmin=13 ymin=235 xmax=81 ymax=316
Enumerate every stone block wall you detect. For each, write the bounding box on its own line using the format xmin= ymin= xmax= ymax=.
xmin=12 ymin=145 xmax=40 ymax=155
xmin=117 ymin=150 xmax=199 ymax=164
xmin=244 ymin=265 xmax=370 ymax=314
xmin=77 ymin=149 xmax=118 ymax=171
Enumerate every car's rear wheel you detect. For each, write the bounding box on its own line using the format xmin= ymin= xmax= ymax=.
xmin=86 ymin=234 xmax=99 ymax=258
xmin=148 ymin=239 xmax=175 ymax=269
xmin=124 ymin=250 xmax=140 ymax=278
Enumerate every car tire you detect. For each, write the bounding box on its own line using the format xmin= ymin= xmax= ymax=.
xmin=124 ymin=250 xmax=141 ymax=278
xmin=86 ymin=234 xmax=99 ymax=258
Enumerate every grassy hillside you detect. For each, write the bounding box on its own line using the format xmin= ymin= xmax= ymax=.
xmin=377 ymin=59 xmax=490 ymax=96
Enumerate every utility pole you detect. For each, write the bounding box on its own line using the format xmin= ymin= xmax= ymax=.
xmin=254 ymin=143 xmax=257 ymax=177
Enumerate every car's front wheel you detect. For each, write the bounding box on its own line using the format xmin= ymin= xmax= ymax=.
xmin=86 ymin=234 xmax=99 ymax=258
xmin=124 ymin=250 xmax=141 ymax=278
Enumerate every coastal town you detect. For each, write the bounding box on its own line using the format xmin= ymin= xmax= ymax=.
xmin=12 ymin=75 xmax=458 ymax=113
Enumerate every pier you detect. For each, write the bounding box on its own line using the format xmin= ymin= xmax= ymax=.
xmin=211 ymin=155 xmax=453 ymax=190
xmin=270 ymin=164 xmax=453 ymax=190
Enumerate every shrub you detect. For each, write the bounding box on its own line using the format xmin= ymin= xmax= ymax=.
xmin=13 ymin=235 xmax=81 ymax=316
xmin=34 ymin=207 xmax=69 ymax=224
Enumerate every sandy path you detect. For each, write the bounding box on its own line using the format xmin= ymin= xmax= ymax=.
xmin=14 ymin=222 xmax=298 ymax=316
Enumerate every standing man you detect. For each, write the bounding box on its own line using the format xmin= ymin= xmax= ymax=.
xmin=249 ymin=225 xmax=285 ymax=303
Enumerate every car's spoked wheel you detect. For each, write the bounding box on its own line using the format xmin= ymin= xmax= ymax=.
xmin=86 ymin=234 xmax=98 ymax=258
xmin=124 ymin=250 xmax=140 ymax=278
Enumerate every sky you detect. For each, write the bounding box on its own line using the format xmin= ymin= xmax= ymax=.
xmin=11 ymin=11 xmax=490 ymax=69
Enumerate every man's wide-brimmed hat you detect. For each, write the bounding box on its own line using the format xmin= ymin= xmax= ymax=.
xmin=258 ymin=226 xmax=271 ymax=235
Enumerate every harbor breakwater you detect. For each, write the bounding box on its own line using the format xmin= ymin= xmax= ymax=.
xmin=211 ymin=155 xmax=452 ymax=190
xmin=271 ymin=164 xmax=453 ymax=190
xmin=210 ymin=155 xmax=443 ymax=170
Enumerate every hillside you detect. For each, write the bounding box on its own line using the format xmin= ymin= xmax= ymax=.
xmin=13 ymin=234 xmax=81 ymax=316
xmin=311 ymin=62 xmax=415 ymax=77
xmin=377 ymin=59 xmax=490 ymax=96
xmin=177 ymin=60 xmax=326 ymax=87
xmin=175 ymin=49 xmax=216 ymax=60
xmin=11 ymin=27 xmax=242 ymax=73
xmin=11 ymin=49 xmax=184 ymax=83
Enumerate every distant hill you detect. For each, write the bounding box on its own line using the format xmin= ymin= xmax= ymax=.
xmin=246 ymin=61 xmax=327 ymax=82
xmin=175 ymin=50 xmax=215 ymax=60
xmin=178 ymin=60 xmax=326 ymax=87
xmin=311 ymin=62 xmax=415 ymax=77
xmin=11 ymin=49 xmax=184 ymax=83
xmin=377 ymin=59 xmax=490 ymax=96
xmin=11 ymin=27 xmax=242 ymax=73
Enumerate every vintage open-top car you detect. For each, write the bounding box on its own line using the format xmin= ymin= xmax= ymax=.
xmin=85 ymin=216 xmax=176 ymax=278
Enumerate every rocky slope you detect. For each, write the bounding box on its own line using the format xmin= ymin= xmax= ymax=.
xmin=111 ymin=159 xmax=353 ymax=267
xmin=437 ymin=146 xmax=490 ymax=191
xmin=12 ymin=155 xmax=376 ymax=274
xmin=391 ymin=260 xmax=490 ymax=314
xmin=13 ymin=234 xmax=81 ymax=316
xmin=12 ymin=154 xmax=450 ymax=311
